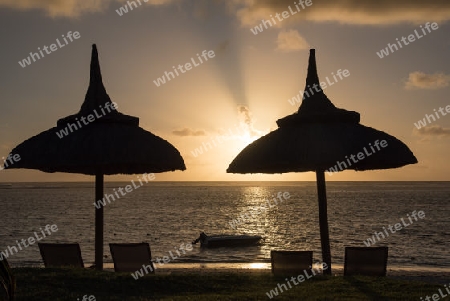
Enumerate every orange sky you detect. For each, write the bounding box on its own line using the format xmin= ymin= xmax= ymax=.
xmin=1 ymin=0 xmax=450 ymax=181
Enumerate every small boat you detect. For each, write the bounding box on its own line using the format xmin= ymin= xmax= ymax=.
xmin=192 ymin=232 xmax=262 ymax=248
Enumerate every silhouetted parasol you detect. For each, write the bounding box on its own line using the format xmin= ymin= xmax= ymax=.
xmin=5 ymin=45 xmax=186 ymax=270
xmin=227 ymin=49 xmax=417 ymax=275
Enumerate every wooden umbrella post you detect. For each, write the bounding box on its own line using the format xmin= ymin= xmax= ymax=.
xmin=225 ymin=49 xmax=418 ymax=277
xmin=95 ymin=173 xmax=104 ymax=270
xmin=316 ymin=170 xmax=332 ymax=275
xmin=3 ymin=45 xmax=186 ymax=274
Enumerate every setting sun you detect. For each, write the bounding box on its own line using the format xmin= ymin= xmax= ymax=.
xmin=1 ymin=1 xmax=450 ymax=300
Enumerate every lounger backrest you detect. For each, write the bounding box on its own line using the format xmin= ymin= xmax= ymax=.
xmin=38 ymin=243 xmax=84 ymax=268
xmin=271 ymin=250 xmax=313 ymax=276
xmin=109 ymin=243 xmax=154 ymax=273
xmin=344 ymin=247 xmax=388 ymax=276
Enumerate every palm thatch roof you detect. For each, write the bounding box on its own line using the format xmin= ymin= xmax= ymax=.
xmin=5 ymin=45 xmax=185 ymax=175
xmin=4 ymin=44 xmax=186 ymax=271
xmin=226 ymin=49 xmax=418 ymax=276
xmin=227 ymin=49 xmax=417 ymax=174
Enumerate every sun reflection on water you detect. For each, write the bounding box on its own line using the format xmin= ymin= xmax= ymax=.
xmin=248 ymin=262 xmax=269 ymax=269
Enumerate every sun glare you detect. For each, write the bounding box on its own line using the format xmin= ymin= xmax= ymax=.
xmin=237 ymin=130 xmax=259 ymax=145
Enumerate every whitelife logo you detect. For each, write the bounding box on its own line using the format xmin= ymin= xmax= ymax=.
xmin=414 ymin=105 xmax=450 ymax=129
xmin=189 ymin=123 xmax=249 ymax=158
xmin=363 ymin=210 xmax=425 ymax=247
xmin=0 ymin=153 xmax=21 ymax=171
xmin=94 ymin=173 xmax=155 ymax=209
xmin=18 ymin=31 xmax=81 ymax=68
xmin=55 ymin=102 xmax=118 ymax=139
xmin=266 ymin=262 xmax=328 ymax=299
xmin=0 ymin=224 xmax=58 ymax=261
xmin=228 ymin=192 xmax=290 ymax=230
xmin=326 ymin=140 xmax=388 ymax=176
xmin=376 ymin=22 xmax=439 ymax=59
xmin=420 ymin=283 xmax=450 ymax=301
xmin=153 ymin=50 xmax=215 ymax=87
xmin=250 ymin=0 xmax=313 ymax=35
xmin=116 ymin=0 xmax=146 ymax=16
xmin=131 ymin=243 xmax=193 ymax=279
xmin=287 ymin=69 xmax=350 ymax=106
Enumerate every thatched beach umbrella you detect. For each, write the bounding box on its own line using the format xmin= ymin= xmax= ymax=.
xmin=5 ymin=45 xmax=186 ymax=270
xmin=227 ymin=49 xmax=417 ymax=275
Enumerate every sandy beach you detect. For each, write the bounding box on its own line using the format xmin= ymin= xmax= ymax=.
xmin=93 ymin=262 xmax=450 ymax=285
xmin=163 ymin=268 xmax=450 ymax=285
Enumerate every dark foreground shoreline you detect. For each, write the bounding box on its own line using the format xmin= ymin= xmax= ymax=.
xmin=8 ymin=267 xmax=449 ymax=300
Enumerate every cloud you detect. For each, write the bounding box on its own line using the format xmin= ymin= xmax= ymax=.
xmin=214 ymin=105 xmax=266 ymax=139
xmin=0 ymin=0 xmax=99 ymax=17
xmin=236 ymin=105 xmax=265 ymax=138
xmin=172 ymin=128 xmax=206 ymax=137
xmin=0 ymin=0 xmax=177 ymax=17
xmin=276 ymin=29 xmax=309 ymax=52
xmin=405 ymin=72 xmax=450 ymax=90
xmin=415 ymin=125 xmax=450 ymax=137
xmin=238 ymin=105 xmax=252 ymax=125
xmin=4 ymin=0 xmax=450 ymax=23
xmin=229 ymin=0 xmax=450 ymax=27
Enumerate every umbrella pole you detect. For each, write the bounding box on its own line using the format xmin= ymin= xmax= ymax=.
xmin=316 ymin=170 xmax=332 ymax=275
xmin=95 ymin=173 xmax=104 ymax=270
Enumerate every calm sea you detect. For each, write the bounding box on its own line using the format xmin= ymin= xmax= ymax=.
xmin=0 ymin=181 xmax=449 ymax=271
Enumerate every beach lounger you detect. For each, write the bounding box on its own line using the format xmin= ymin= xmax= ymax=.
xmin=38 ymin=243 xmax=84 ymax=268
xmin=109 ymin=243 xmax=155 ymax=273
xmin=344 ymin=246 xmax=388 ymax=276
xmin=271 ymin=250 xmax=313 ymax=276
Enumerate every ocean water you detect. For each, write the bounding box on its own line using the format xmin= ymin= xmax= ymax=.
xmin=0 ymin=181 xmax=449 ymax=271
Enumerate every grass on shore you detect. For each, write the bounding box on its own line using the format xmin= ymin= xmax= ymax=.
xmin=11 ymin=268 xmax=443 ymax=301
